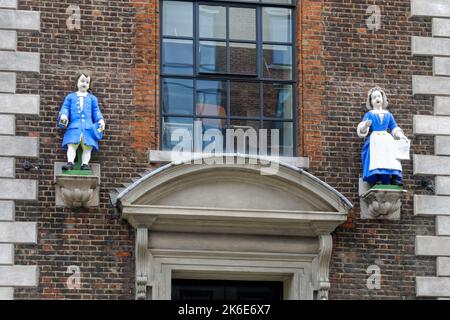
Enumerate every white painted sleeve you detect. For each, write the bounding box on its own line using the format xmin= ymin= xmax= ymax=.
xmin=357 ymin=121 xmax=369 ymax=138
xmin=392 ymin=127 xmax=404 ymax=139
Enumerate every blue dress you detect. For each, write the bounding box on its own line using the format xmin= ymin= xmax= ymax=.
xmin=361 ymin=111 xmax=402 ymax=184
xmin=57 ymin=92 xmax=104 ymax=152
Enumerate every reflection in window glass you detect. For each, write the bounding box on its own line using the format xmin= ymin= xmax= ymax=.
xmin=162 ymin=78 xmax=194 ymax=115
xmin=162 ymin=39 xmax=193 ymax=75
xmin=263 ymin=8 xmax=292 ymax=43
xmin=196 ymin=80 xmax=227 ymax=118
xmin=263 ymin=84 xmax=293 ymax=119
xmin=230 ymin=82 xmax=260 ymax=117
xmin=199 ymin=118 xmax=226 ymax=152
xmin=229 ymin=7 xmax=256 ymax=41
xmin=199 ymin=41 xmax=227 ymax=73
xmin=263 ymin=121 xmax=293 ymax=156
xmin=162 ymin=117 xmax=194 ymax=151
xmin=263 ymin=44 xmax=292 ymax=80
xmin=163 ymin=1 xmax=193 ymax=37
xmin=200 ymin=5 xmax=226 ymax=39
xmin=230 ymin=43 xmax=257 ymax=75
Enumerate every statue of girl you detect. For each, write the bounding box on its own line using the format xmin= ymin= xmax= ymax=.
xmin=357 ymin=87 xmax=409 ymax=186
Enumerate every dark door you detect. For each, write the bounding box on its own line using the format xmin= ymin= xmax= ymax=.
xmin=172 ymin=279 xmax=283 ymax=300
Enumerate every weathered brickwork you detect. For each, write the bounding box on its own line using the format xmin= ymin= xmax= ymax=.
xmin=11 ymin=0 xmax=436 ymax=299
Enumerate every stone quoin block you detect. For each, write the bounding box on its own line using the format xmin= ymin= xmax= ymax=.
xmin=436 ymin=216 xmax=450 ymax=236
xmin=437 ymin=257 xmax=450 ymax=276
xmin=414 ymin=115 xmax=450 ymax=135
xmin=0 ymin=179 xmax=37 ymax=200
xmin=436 ymin=176 xmax=450 ymax=195
xmin=0 ymin=93 xmax=40 ymax=115
xmin=0 ymin=0 xmax=17 ymax=9
xmin=0 ymin=243 xmax=13 ymax=264
xmin=0 ymin=72 xmax=15 ymax=93
xmin=435 ymin=136 xmax=450 ymax=156
xmin=434 ymin=57 xmax=450 ymax=76
xmin=415 ymin=195 xmax=450 ymax=216
xmin=0 ymin=265 xmax=39 ymax=287
xmin=414 ymin=155 xmax=450 ymax=175
xmin=0 ymin=200 xmax=14 ymax=221
xmin=411 ymin=0 xmax=450 ymax=18
xmin=0 ymin=9 xmax=40 ymax=30
xmin=413 ymin=76 xmax=450 ymax=96
xmin=412 ymin=37 xmax=450 ymax=56
xmin=433 ymin=18 xmax=450 ymax=37
xmin=0 ymin=30 xmax=16 ymax=51
xmin=0 ymin=221 xmax=37 ymax=243
xmin=416 ymin=235 xmax=450 ymax=256
xmin=0 ymin=51 xmax=40 ymax=73
xmin=0 ymin=136 xmax=39 ymax=158
xmin=435 ymin=96 xmax=450 ymax=115
xmin=0 ymin=287 xmax=13 ymax=300
xmin=416 ymin=277 xmax=450 ymax=297
xmin=0 ymin=114 xmax=15 ymax=135
xmin=0 ymin=157 xmax=14 ymax=178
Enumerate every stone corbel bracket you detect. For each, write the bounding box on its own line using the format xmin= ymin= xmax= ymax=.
xmin=54 ymin=162 xmax=100 ymax=208
xmin=359 ymin=179 xmax=406 ymax=220
xmin=311 ymin=235 xmax=332 ymax=300
xmin=136 ymin=227 xmax=148 ymax=300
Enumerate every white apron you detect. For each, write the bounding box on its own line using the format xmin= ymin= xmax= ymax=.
xmin=369 ymin=131 xmax=402 ymax=171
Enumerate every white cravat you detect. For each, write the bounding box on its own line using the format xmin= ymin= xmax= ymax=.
xmin=76 ymin=91 xmax=88 ymax=111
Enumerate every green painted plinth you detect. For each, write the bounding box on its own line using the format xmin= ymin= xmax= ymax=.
xmin=62 ymin=148 xmax=93 ymax=176
xmin=63 ymin=169 xmax=93 ymax=176
xmin=370 ymin=184 xmax=403 ymax=191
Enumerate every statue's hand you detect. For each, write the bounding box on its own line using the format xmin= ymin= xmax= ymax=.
xmin=364 ymin=120 xmax=372 ymax=129
xmin=98 ymin=119 xmax=106 ymax=132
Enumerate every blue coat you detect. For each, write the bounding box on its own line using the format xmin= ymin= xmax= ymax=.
xmin=58 ymin=92 xmax=104 ymax=152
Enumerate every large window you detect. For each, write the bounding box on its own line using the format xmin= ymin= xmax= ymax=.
xmin=161 ymin=0 xmax=296 ymax=156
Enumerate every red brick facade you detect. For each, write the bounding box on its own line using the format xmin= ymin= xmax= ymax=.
xmin=12 ymin=0 xmax=435 ymax=299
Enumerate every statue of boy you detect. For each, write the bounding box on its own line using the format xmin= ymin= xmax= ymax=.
xmin=57 ymin=72 xmax=105 ymax=171
xmin=357 ymin=87 xmax=409 ymax=186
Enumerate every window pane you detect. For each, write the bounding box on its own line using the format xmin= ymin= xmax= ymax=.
xmin=228 ymin=119 xmax=260 ymax=154
xmin=263 ymin=121 xmax=293 ymax=156
xmin=262 ymin=0 xmax=293 ymax=4
xmin=196 ymin=80 xmax=227 ymax=117
xmin=162 ymin=78 xmax=194 ymax=115
xmin=163 ymin=1 xmax=193 ymax=37
xmin=263 ymin=84 xmax=293 ymax=119
xmin=229 ymin=7 xmax=256 ymax=41
xmin=200 ymin=5 xmax=226 ymax=39
xmin=162 ymin=39 xmax=193 ymax=75
xmin=199 ymin=41 xmax=227 ymax=73
xmin=162 ymin=117 xmax=193 ymax=151
xmin=198 ymin=118 xmax=226 ymax=152
xmin=263 ymin=44 xmax=292 ymax=80
xmin=230 ymin=43 xmax=257 ymax=74
xmin=263 ymin=8 xmax=292 ymax=43
xmin=230 ymin=82 xmax=260 ymax=117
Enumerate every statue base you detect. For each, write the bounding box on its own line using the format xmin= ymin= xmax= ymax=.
xmin=54 ymin=162 xmax=100 ymax=208
xmin=359 ymin=178 xmax=406 ymax=220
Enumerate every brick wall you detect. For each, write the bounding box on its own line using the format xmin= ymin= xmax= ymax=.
xmin=11 ymin=0 xmax=436 ymax=299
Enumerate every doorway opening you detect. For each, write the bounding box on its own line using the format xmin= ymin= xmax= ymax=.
xmin=172 ymin=279 xmax=283 ymax=300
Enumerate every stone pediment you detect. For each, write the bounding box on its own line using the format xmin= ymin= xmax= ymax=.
xmin=116 ymin=155 xmax=352 ymax=237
